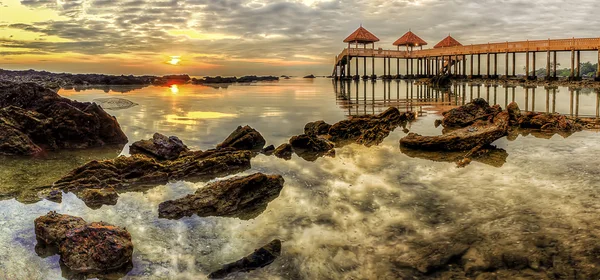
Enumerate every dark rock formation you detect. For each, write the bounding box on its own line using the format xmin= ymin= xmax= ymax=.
xmin=130 ymin=133 xmax=189 ymax=160
xmin=51 ymin=149 xmax=253 ymax=208
xmin=77 ymin=188 xmax=119 ymax=209
xmin=441 ymin=98 xmax=502 ymax=128
xmin=191 ymin=76 xmax=279 ymax=84
xmin=303 ymin=74 xmax=316 ymax=79
xmin=237 ymin=76 xmax=279 ymax=83
xmin=158 ymin=173 xmax=284 ymax=220
xmin=152 ymin=75 xmax=191 ymax=85
xmin=34 ymin=212 xmax=133 ymax=274
xmin=400 ymin=111 xmax=510 ymax=151
xmin=304 ymin=120 xmax=331 ymax=137
xmin=34 ymin=211 xmax=87 ymax=246
xmin=273 ymin=143 xmax=293 ymax=160
xmin=208 ymin=239 xmax=282 ymax=279
xmin=289 ymin=134 xmax=334 ymax=161
xmin=328 ymin=107 xmax=416 ymax=147
xmin=0 ymin=69 xmax=155 ymax=88
xmin=518 ymin=111 xmax=583 ymax=132
xmin=59 ymin=222 xmax=133 ymax=273
xmin=217 ymin=125 xmax=266 ymax=151
xmin=261 ymin=145 xmax=275 ymax=155
xmin=0 ymin=81 xmax=128 ymax=155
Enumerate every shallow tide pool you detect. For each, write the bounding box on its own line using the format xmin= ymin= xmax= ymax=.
xmin=1 ymin=78 xmax=600 ymax=279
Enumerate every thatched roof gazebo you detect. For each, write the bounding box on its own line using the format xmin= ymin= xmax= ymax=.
xmin=343 ymin=24 xmax=380 ymax=49
xmin=393 ymin=31 xmax=428 ymax=51
xmin=434 ymin=35 xmax=462 ymax=48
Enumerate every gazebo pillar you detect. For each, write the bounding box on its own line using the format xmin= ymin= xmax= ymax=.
xmin=570 ymin=50 xmax=575 ymax=79
xmin=470 ymin=54 xmax=474 ymax=77
xmin=505 ymin=51 xmax=509 ymax=78
xmin=406 ymin=59 xmax=409 ymax=76
xmin=512 ymin=53 xmax=516 ymax=77
xmin=546 ymin=50 xmax=551 ymax=79
xmin=553 ymin=51 xmax=557 ymax=78
xmin=462 ymin=55 xmax=467 ymax=78
xmin=486 ymin=53 xmax=490 ymax=78
xmin=397 ymin=58 xmax=400 ymax=77
xmin=477 ymin=54 xmax=481 ymax=76
xmin=494 ymin=53 xmax=498 ymax=77
xmin=576 ymin=50 xmax=581 ymax=78
xmin=532 ymin=52 xmax=536 ymax=80
xmin=596 ymin=49 xmax=600 ymax=81
xmin=525 ymin=51 xmax=530 ymax=79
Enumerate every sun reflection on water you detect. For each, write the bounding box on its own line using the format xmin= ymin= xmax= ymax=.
xmin=170 ymin=84 xmax=179 ymax=94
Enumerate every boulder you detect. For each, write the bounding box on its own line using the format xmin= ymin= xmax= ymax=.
xmin=517 ymin=112 xmax=583 ymax=132
xmin=158 ymin=173 xmax=284 ymax=220
xmin=304 ymin=120 xmax=331 ymax=136
xmin=217 ymin=125 xmax=266 ymax=151
xmin=59 ymin=222 xmax=133 ymax=273
xmin=273 ymin=143 xmax=293 ymax=160
xmin=289 ymin=134 xmax=334 ymax=161
xmin=261 ymin=145 xmax=275 ymax=155
xmin=34 ymin=211 xmax=87 ymax=246
xmin=506 ymin=102 xmax=521 ymax=123
xmin=441 ymin=98 xmax=502 ymax=128
xmin=328 ymin=107 xmax=415 ymax=147
xmin=0 ymin=81 xmax=128 ymax=155
xmin=208 ymin=239 xmax=282 ymax=279
xmin=400 ymin=111 xmax=510 ymax=151
xmin=77 ymin=188 xmax=119 ymax=209
xmin=129 ymin=133 xmax=189 ymax=160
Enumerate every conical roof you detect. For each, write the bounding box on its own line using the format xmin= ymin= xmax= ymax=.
xmin=343 ymin=25 xmax=380 ymax=44
xmin=434 ymin=35 xmax=462 ymax=48
xmin=393 ymin=31 xmax=428 ymax=47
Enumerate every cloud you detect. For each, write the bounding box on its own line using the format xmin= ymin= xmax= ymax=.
xmin=2 ymin=0 xmax=600 ymax=75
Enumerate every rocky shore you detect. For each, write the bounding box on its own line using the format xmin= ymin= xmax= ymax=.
xmin=191 ymin=75 xmax=279 ymax=84
xmin=0 ymin=69 xmax=155 ymax=90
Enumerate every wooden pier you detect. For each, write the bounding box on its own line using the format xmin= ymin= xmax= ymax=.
xmin=334 ymin=26 xmax=600 ymax=81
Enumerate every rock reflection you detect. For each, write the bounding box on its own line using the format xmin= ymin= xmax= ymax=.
xmin=400 ymin=145 xmax=508 ymax=167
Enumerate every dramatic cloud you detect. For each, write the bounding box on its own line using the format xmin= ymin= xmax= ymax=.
xmin=1 ymin=0 xmax=600 ymax=75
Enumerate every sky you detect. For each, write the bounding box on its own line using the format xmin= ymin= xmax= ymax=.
xmin=1 ymin=0 xmax=600 ymax=76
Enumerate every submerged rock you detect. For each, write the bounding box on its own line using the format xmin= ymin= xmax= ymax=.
xmin=59 ymin=222 xmax=133 ymax=273
xmin=289 ymin=134 xmax=334 ymax=162
xmin=441 ymin=98 xmax=502 ymax=128
xmin=34 ymin=211 xmax=86 ymax=246
xmin=273 ymin=143 xmax=293 ymax=160
xmin=328 ymin=107 xmax=415 ymax=147
xmin=400 ymin=145 xmax=509 ymax=168
xmin=217 ymin=125 xmax=266 ymax=151
xmin=0 ymin=81 xmax=128 ymax=155
xmin=401 ymin=111 xmax=510 ymax=151
xmin=130 ymin=133 xmax=189 ymax=160
xmin=77 ymin=188 xmax=119 ymax=209
xmin=208 ymin=239 xmax=282 ymax=279
xmin=91 ymin=98 xmax=138 ymax=110
xmin=34 ymin=212 xmax=133 ymax=274
xmin=158 ymin=173 xmax=284 ymax=220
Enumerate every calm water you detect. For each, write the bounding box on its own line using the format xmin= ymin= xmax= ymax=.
xmin=1 ymin=78 xmax=600 ymax=279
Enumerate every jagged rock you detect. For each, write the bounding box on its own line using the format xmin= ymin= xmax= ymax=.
xmin=0 ymin=81 xmax=128 ymax=155
xmin=0 ymin=69 xmax=155 ymax=87
xmin=77 ymin=188 xmax=119 ymax=209
xmin=273 ymin=143 xmax=293 ymax=160
xmin=0 ymin=122 xmax=42 ymax=155
xmin=59 ymin=222 xmax=133 ymax=273
xmin=442 ymin=98 xmax=502 ymax=128
xmin=303 ymin=74 xmax=316 ymax=78
xmin=158 ymin=173 xmax=284 ymax=220
xmin=506 ymin=102 xmax=521 ymax=123
xmin=400 ymin=111 xmax=510 ymax=151
xmin=518 ymin=112 xmax=583 ymax=132
xmin=261 ymin=145 xmax=275 ymax=155
xmin=34 ymin=212 xmax=87 ymax=246
xmin=217 ymin=125 xmax=266 ymax=151
xmin=289 ymin=134 xmax=334 ymax=161
xmin=328 ymin=107 xmax=415 ymax=147
xmin=129 ymin=133 xmax=189 ymax=160
xmin=208 ymin=239 xmax=282 ymax=279
xmin=50 ymin=148 xmax=253 ymax=208
xmin=304 ymin=121 xmax=331 ymax=136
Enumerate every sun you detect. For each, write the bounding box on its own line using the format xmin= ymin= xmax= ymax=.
xmin=168 ymin=56 xmax=181 ymax=65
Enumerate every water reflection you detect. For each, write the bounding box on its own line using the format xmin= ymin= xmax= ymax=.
xmin=2 ymin=79 xmax=600 ymax=279
xmin=334 ymin=80 xmax=600 ymax=119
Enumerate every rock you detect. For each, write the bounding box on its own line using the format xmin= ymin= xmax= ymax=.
xmin=0 ymin=81 xmax=128 ymax=155
xmin=289 ymin=134 xmax=334 ymax=161
xmin=59 ymin=222 xmax=133 ymax=273
xmin=217 ymin=125 xmax=266 ymax=151
xmin=77 ymin=188 xmax=119 ymax=209
xmin=152 ymin=74 xmax=190 ymax=85
xmin=45 ymin=189 xmax=63 ymax=203
xmin=400 ymin=145 xmax=509 ymax=168
xmin=517 ymin=112 xmax=583 ymax=132
xmin=129 ymin=133 xmax=189 ymax=160
xmin=441 ymin=98 xmax=502 ymax=128
xmin=34 ymin=212 xmax=87 ymax=246
xmin=273 ymin=143 xmax=293 ymax=160
xmin=0 ymin=69 xmax=155 ymax=88
xmin=328 ymin=107 xmax=415 ymax=147
xmin=400 ymin=111 xmax=510 ymax=151
xmin=303 ymin=74 xmax=316 ymax=79
xmin=0 ymin=122 xmax=43 ymax=155
xmin=50 ymin=148 xmax=253 ymax=208
xmin=158 ymin=173 xmax=284 ymax=220
xmin=304 ymin=120 xmax=331 ymax=136
xmin=506 ymin=102 xmax=521 ymax=123
xmin=208 ymin=239 xmax=282 ymax=279
xmin=91 ymin=98 xmax=138 ymax=110
xmin=261 ymin=145 xmax=275 ymax=155
xmin=237 ymin=76 xmax=279 ymax=83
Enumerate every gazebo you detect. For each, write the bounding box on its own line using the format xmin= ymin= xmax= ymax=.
xmin=434 ymin=35 xmax=462 ymax=48
xmin=393 ymin=31 xmax=428 ymax=51
xmin=342 ymin=25 xmax=380 ymax=79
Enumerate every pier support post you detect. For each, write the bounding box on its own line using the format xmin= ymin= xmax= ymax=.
xmin=455 ymin=55 xmax=459 ymax=77
xmin=596 ymin=49 xmax=600 ymax=81
xmin=462 ymin=55 xmax=467 ymax=78
xmin=576 ymin=51 xmax=581 ymax=78
xmin=355 ymin=55 xmax=359 ymax=80
xmin=512 ymin=53 xmax=516 ymax=77
xmin=477 ymin=54 xmax=481 ymax=76
xmin=553 ymin=51 xmax=557 ymax=78
xmin=505 ymin=52 xmax=509 ymax=78
xmin=470 ymin=54 xmax=474 ymax=77
xmin=372 ymin=56 xmax=375 ymax=79
xmin=397 ymin=58 xmax=400 ymax=77
xmin=494 ymin=53 xmax=498 ymax=78
xmin=486 ymin=53 xmax=490 ymax=78
xmin=532 ymin=52 xmax=536 ymax=80
xmin=546 ymin=50 xmax=551 ymax=80
xmin=410 ymin=59 xmax=414 ymax=77
xmin=570 ymin=50 xmax=575 ymax=79
xmin=406 ymin=59 xmax=409 ymax=76
xmin=525 ymin=51 xmax=530 ymax=80
xmin=364 ymin=57 xmax=367 ymax=79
